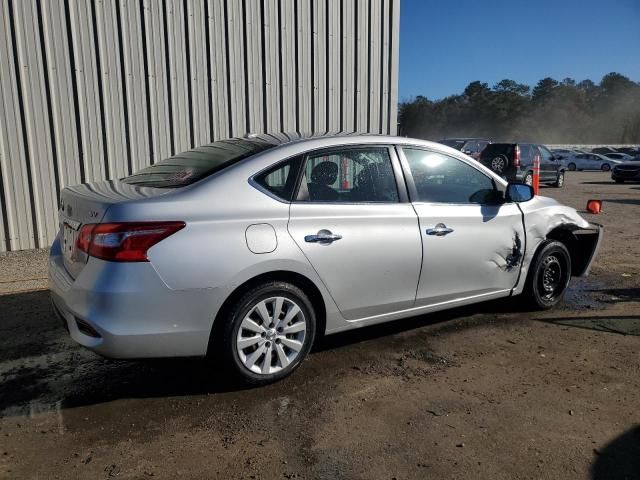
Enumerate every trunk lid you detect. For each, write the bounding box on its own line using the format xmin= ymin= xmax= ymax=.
xmin=59 ymin=180 xmax=172 ymax=278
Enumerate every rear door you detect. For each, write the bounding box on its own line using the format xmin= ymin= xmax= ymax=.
xmin=287 ymin=145 xmax=422 ymax=320
xmin=398 ymin=147 xmax=524 ymax=306
xmin=537 ymin=145 xmax=558 ymax=180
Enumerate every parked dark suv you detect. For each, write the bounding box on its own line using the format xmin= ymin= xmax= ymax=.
xmin=437 ymin=138 xmax=490 ymax=160
xmin=479 ymin=143 xmax=565 ymax=187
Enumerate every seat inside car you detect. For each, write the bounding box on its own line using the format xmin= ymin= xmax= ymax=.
xmin=352 ymin=162 xmax=397 ymax=202
xmin=308 ymin=161 xmax=339 ymax=201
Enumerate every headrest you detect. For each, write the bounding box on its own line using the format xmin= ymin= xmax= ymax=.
xmin=310 ymin=161 xmax=338 ymax=185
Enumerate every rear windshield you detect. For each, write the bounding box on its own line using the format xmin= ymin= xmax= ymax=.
xmin=438 ymin=139 xmax=466 ymax=150
xmin=121 ymin=138 xmax=276 ymax=188
xmin=480 ymin=144 xmax=513 ymax=158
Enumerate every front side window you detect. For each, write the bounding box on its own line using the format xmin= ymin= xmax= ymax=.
xmin=297 ymin=147 xmax=399 ymax=203
xmin=538 ymin=146 xmax=553 ymax=162
xmin=403 ymin=148 xmax=497 ymax=204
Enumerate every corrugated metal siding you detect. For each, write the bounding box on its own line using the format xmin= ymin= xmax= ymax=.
xmin=0 ymin=0 xmax=399 ymax=252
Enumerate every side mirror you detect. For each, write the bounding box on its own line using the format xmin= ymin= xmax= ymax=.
xmin=505 ymin=183 xmax=534 ymax=202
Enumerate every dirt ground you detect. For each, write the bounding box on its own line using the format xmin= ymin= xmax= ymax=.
xmin=0 ymin=171 xmax=638 ymax=480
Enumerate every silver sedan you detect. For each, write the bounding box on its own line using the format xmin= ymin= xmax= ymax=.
xmin=49 ymin=134 xmax=602 ymax=384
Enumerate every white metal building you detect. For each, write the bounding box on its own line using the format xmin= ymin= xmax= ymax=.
xmin=0 ymin=0 xmax=400 ymax=251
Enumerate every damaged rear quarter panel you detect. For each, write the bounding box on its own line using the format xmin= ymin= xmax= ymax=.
xmin=514 ymin=195 xmax=592 ymax=295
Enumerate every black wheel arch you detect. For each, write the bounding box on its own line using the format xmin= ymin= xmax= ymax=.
xmin=545 ymin=225 xmax=601 ymax=277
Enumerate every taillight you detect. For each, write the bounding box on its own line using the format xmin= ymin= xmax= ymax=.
xmin=76 ymin=222 xmax=185 ymax=262
xmin=514 ymin=145 xmax=521 ymax=168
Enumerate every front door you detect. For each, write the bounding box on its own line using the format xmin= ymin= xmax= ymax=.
xmin=287 ymin=145 xmax=422 ymax=320
xmin=399 ymin=147 xmax=525 ymax=306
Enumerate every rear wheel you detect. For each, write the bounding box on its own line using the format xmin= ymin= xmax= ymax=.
xmin=524 ymin=241 xmax=571 ymax=310
xmin=218 ymin=282 xmax=316 ymax=385
xmin=523 ymin=172 xmax=533 ymax=186
xmin=601 ymin=163 xmax=611 ymax=172
xmin=553 ymin=171 xmax=565 ymax=188
xmin=615 ymin=179 xmax=625 ymax=184
xmin=490 ymin=155 xmax=508 ymax=174
xmin=567 ymin=163 xmax=576 ymax=171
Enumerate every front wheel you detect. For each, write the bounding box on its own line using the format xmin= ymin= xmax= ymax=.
xmin=567 ymin=163 xmax=576 ymax=171
xmin=524 ymin=241 xmax=571 ymax=310
xmin=218 ymin=282 xmax=316 ymax=385
xmin=601 ymin=163 xmax=611 ymax=172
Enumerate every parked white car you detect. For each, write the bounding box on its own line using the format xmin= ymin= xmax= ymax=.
xmin=552 ymin=149 xmax=581 ymax=160
xmin=564 ymin=153 xmax=622 ymax=172
xmin=602 ymin=152 xmax=634 ymax=162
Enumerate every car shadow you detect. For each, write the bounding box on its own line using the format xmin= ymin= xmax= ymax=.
xmin=580 ymin=181 xmax=619 ymax=185
xmin=591 ymin=426 xmax=640 ymax=480
xmin=602 ymin=198 xmax=640 ymax=206
xmin=1 ymin=281 xmax=633 ymax=416
xmin=0 ymin=289 xmax=524 ymax=416
xmin=537 ymin=315 xmax=640 ymax=337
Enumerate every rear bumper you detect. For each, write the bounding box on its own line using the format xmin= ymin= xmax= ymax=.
xmin=48 ymin=236 xmax=223 ymax=359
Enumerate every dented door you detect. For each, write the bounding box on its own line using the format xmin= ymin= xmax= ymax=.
xmin=413 ymin=203 xmax=525 ymax=307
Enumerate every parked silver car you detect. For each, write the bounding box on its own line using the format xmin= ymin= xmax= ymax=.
xmin=50 ymin=134 xmax=602 ymax=384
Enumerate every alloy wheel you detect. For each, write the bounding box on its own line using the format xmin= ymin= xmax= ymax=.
xmin=236 ymin=296 xmax=307 ymax=375
xmin=491 ymin=156 xmax=506 ymax=173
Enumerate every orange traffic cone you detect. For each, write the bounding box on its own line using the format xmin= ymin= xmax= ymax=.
xmin=586 ymin=199 xmax=602 ymax=214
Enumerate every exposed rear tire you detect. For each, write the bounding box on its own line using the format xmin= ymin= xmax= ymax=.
xmin=553 ymin=171 xmax=565 ymax=188
xmin=567 ymin=163 xmax=576 ymax=171
xmin=523 ymin=172 xmax=533 ymax=186
xmin=490 ymin=155 xmax=509 ymax=174
xmin=601 ymin=163 xmax=611 ymax=172
xmin=523 ymin=241 xmax=571 ymax=310
xmin=614 ymin=179 xmax=624 ymax=183
xmin=215 ymin=281 xmax=316 ymax=386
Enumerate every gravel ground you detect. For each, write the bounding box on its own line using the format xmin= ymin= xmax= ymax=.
xmin=0 ymin=171 xmax=638 ymax=480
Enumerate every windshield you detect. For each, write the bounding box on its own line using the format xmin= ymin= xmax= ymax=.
xmin=121 ymin=138 xmax=276 ymax=188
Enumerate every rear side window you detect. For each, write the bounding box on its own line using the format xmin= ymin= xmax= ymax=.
xmin=253 ymin=157 xmax=300 ymax=201
xmin=121 ymin=139 xmax=276 ymax=188
xmin=481 ymin=144 xmax=512 ymax=159
xmin=403 ymin=148 xmax=496 ymax=204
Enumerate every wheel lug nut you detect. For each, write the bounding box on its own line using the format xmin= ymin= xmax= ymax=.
xmin=276 ymin=338 xmax=281 ymax=344
xmin=266 ymin=341 xmax=271 ymax=347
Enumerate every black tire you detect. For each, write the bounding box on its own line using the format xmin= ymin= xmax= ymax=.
xmin=524 ymin=241 xmax=571 ymax=310
xmin=601 ymin=163 xmax=611 ymax=172
xmin=523 ymin=171 xmax=533 ymax=187
xmin=217 ymin=281 xmax=316 ymax=386
xmin=553 ymin=171 xmax=565 ymax=188
xmin=567 ymin=163 xmax=576 ymax=171
xmin=614 ymin=179 xmax=624 ymax=184
xmin=490 ymin=155 xmax=509 ymax=174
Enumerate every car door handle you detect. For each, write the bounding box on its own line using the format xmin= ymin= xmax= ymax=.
xmin=305 ymin=229 xmax=343 ymax=244
xmin=426 ymin=223 xmax=454 ymax=237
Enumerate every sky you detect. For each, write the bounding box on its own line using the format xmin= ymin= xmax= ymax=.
xmin=399 ymin=0 xmax=640 ymax=100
